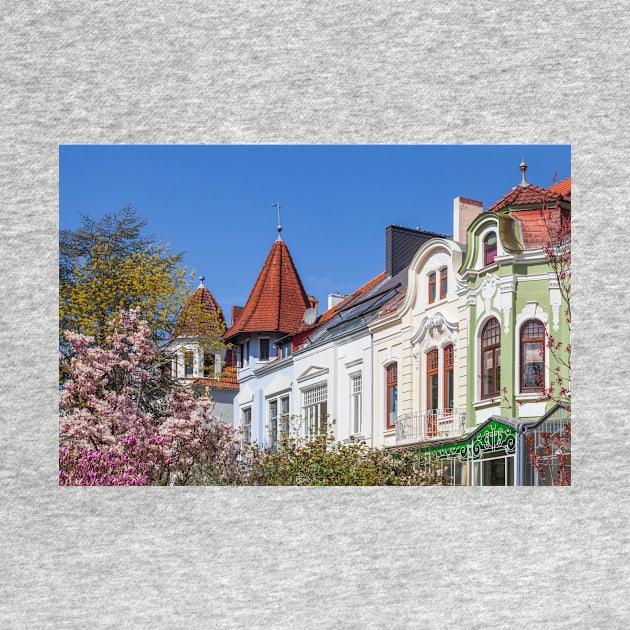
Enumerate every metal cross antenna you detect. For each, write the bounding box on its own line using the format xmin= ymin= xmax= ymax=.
xmin=271 ymin=202 xmax=283 ymax=240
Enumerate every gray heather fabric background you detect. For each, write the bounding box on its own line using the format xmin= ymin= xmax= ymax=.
xmin=1 ymin=1 xmax=628 ymax=628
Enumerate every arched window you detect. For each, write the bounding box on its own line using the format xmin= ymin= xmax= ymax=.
xmin=443 ymin=344 xmax=454 ymax=409
xmin=386 ymin=363 xmax=398 ymax=429
xmin=439 ymin=267 xmax=448 ymax=300
xmin=428 ymin=271 xmax=437 ymax=304
xmin=521 ymin=320 xmax=545 ymax=392
xmin=481 ymin=318 xmax=501 ymax=399
xmin=484 ymin=232 xmax=497 ymax=266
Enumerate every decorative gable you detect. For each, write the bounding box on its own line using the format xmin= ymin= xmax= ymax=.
xmin=296 ymin=365 xmax=329 ymax=384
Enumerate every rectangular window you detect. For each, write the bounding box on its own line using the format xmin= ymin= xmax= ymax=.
xmin=280 ymin=396 xmax=290 ymax=437
xmin=472 ymin=455 xmax=514 ymax=486
xmin=184 ymin=351 xmax=194 ymax=377
xmin=303 ymin=384 xmax=327 ymax=439
xmin=259 ymin=338 xmax=270 ymax=361
xmin=386 ymin=364 xmax=398 ymax=429
xmin=428 ymin=272 xmax=436 ymax=304
xmin=439 ymin=268 xmax=448 ymax=300
xmin=269 ymin=399 xmax=278 ymax=448
xmin=351 ymin=373 xmax=362 ymax=434
xmin=239 ymin=340 xmax=250 ymax=368
xmin=443 ymin=345 xmax=454 ymax=409
xmin=242 ymin=407 xmax=252 ymax=444
xmin=280 ymin=343 xmax=291 ymax=359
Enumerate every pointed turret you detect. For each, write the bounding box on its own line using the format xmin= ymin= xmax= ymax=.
xmin=224 ymin=239 xmax=311 ymax=342
xmin=172 ymin=276 xmax=225 ymax=338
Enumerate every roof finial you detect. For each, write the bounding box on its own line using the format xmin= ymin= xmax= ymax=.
xmin=271 ymin=202 xmax=283 ymax=240
xmin=199 ymin=275 xmax=205 ymax=288
xmin=520 ymin=157 xmax=528 ymax=187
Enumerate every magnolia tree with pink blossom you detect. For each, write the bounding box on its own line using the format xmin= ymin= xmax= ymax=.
xmin=59 ymin=309 xmax=252 ymax=485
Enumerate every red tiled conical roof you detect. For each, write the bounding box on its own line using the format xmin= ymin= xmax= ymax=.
xmin=224 ymin=239 xmax=311 ymax=341
xmin=172 ymin=284 xmax=225 ymax=338
xmin=488 ymin=182 xmax=568 ymax=213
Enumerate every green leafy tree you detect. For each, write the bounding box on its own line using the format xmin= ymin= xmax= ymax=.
xmin=60 ymin=206 xmax=190 ymax=354
xmin=249 ymin=420 xmax=448 ymax=486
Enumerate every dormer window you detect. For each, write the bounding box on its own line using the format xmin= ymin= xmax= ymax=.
xmin=484 ymin=232 xmax=497 ymax=266
xmin=439 ymin=267 xmax=448 ymax=300
xmin=428 ymin=271 xmax=437 ymax=304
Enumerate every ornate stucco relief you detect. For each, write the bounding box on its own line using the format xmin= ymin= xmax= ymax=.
xmin=548 ymin=274 xmax=562 ymax=331
xmin=411 ymin=312 xmax=459 ymax=354
xmin=425 ymin=251 xmax=449 ymax=274
xmin=479 ymin=273 xmax=498 ymax=317
xmin=515 ymin=301 xmax=549 ymax=332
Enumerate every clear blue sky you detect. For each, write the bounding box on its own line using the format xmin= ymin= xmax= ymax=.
xmin=59 ymin=144 xmax=570 ymax=321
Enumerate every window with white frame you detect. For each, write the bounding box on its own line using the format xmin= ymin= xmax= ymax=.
xmin=520 ymin=319 xmax=545 ymax=393
xmin=268 ymin=395 xmax=291 ymax=449
xmin=350 ymin=372 xmax=362 ymax=434
xmin=268 ymin=399 xmax=278 ymax=448
xmin=242 ymin=407 xmax=252 ymax=444
xmin=184 ymin=351 xmax=194 ymax=377
xmin=238 ymin=340 xmax=250 ymax=368
xmin=303 ymin=383 xmax=327 ymax=439
xmin=280 ymin=396 xmax=290 ymax=437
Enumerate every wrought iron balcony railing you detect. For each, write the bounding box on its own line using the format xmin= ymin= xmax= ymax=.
xmin=395 ymin=409 xmax=467 ymax=444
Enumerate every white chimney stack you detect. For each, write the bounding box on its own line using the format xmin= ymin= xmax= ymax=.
xmin=328 ymin=293 xmax=346 ymax=310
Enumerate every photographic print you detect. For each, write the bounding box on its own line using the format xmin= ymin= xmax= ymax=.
xmin=59 ymin=144 xmax=571 ymax=486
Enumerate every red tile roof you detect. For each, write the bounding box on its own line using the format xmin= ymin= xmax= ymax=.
xmin=194 ymin=366 xmax=240 ymax=390
xmin=548 ymin=177 xmax=571 ymax=197
xmin=224 ymin=239 xmax=311 ymax=341
xmin=488 ymin=182 xmax=568 ymax=213
xmin=172 ymin=285 xmax=225 ymax=338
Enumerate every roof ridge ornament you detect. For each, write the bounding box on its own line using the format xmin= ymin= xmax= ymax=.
xmin=520 ymin=157 xmax=528 ymax=187
xmin=271 ymin=202 xmax=283 ymax=240
xmin=198 ymin=275 xmax=205 ymax=288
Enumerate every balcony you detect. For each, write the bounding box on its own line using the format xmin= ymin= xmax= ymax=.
xmin=396 ymin=409 xmax=467 ymax=444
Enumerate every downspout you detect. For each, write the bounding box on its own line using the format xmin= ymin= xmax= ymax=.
xmin=515 ymin=421 xmax=529 ymax=486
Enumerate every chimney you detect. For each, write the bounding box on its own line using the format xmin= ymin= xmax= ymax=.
xmin=328 ymin=293 xmax=346 ymax=310
xmin=453 ymin=197 xmax=483 ymax=244
xmin=231 ymin=305 xmax=243 ymax=326
xmin=385 ymin=225 xmax=444 ymax=277
xmin=308 ymin=295 xmax=319 ymax=315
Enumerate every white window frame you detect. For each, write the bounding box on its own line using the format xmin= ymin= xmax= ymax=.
xmin=184 ymin=350 xmax=195 ymax=377
xmin=350 ymin=372 xmax=362 ymax=435
xmin=302 ymin=383 xmax=327 ymax=439
xmin=267 ymin=393 xmax=291 ymax=448
xmin=241 ymin=407 xmax=252 ymax=444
